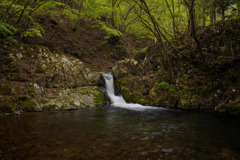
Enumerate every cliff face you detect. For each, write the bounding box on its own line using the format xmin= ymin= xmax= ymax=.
xmin=0 ymin=44 xmax=107 ymax=114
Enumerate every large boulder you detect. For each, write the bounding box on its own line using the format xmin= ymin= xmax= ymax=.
xmin=38 ymin=86 xmax=107 ymax=111
xmin=34 ymin=46 xmax=102 ymax=88
xmin=112 ymin=58 xmax=142 ymax=79
xmin=112 ymin=58 xmax=150 ymax=104
xmin=0 ymin=44 xmax=106 ymax=114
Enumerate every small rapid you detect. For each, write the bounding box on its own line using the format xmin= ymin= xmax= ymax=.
xmin=101 ymin=72 xmax=162 ymax=111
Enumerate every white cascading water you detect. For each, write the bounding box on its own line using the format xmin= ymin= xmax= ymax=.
xmin=102 ymin=72 xmax=160 ymax=111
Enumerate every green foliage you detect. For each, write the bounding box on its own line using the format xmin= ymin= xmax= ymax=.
xmin=0 ymin=22 xmax=17 ymax=45
xmin=21 ymin=22 xmax=44 ymax=38
xmin=0 ymin=0 xmax=238 ymax=46
xmin=0 ymin=0 xmax=81 ymax=42
xmin=159 ymin=81 xmax=175 ymax=93
xmin=81 ymin=0 xmax=111 ymax=19
xmin=0 ymin=22 xmax=17 ymax=37
xmin=37 ymin=1 xmax=79 ymax=20
xmin=99 ymin=21 xmax=122 ymax=39
xmin=37 ymin=1 xmax=66 ymax=14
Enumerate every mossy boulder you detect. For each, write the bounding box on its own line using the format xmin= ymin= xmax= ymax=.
xmin=37 ymin=86 xmax=107 ymax=110
xmin=93 ymin=87 xmax=107 ymax=106
xmin=215 ymin=98 xmax=240 ymax=115
xmin=42 ymin=104 xmax=57 ymax=111
xmin=33 ymin=46 xmax=102 ymax=88
xmin=0 ymin=44 xmax=107 ymax=114
xmin=149 ymin=83 xmax=179 ymax=107
xmin=112 ymin=58 xmax=142 ymax=79
xmin=136 ymin=98 xmax=148 ymax=105
xmin=115 ymin=75 xmax=149 ymax=104
xmin=20 ymin=99 xmax=39 ymax=112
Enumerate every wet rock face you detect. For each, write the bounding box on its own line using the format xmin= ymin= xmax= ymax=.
xmin=112 ymin=58 xmax=142 ymax=79
xmin=0 ymin=44 xmax=106 ymax=114
xmin=35 ymin=46 xmax=102 ymax=88
xmin=38 ymin=86 xmax=107 ymax=111
xmin=111 ymin=54 xmax=240 ymax=114
xmin=112 ymin=58 xmax=149 ymax=104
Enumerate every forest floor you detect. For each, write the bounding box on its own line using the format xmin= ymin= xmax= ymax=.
xmin=25 ymin=15 xmax=118 ymax=70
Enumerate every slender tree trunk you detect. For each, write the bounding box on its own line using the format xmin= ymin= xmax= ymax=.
xmin=221 ymin=7 xmax=225 ymax=20
xmin=16 ymin=0 xmax=32 ymax=24
xmin=213 ymin=8 xmax=216 ymax=23
xmin=165 ymin=0 xmax=179 ymax=37
xmin=184 ymin=0 xmax=205 ymax=67
xmin=111 ymin=0 xmax=117 ymax=28
xmin=202 ymin=1 xmax=206 ymax=26
xmin=210 ymin=0 xmax=215 ymax=24
xmin=171 ymin=0 xmax=176 ymax=37
xmin=238 ymin=2 xmax=240 ymax=16
xmin=138 ymin=0 xmax=164 ymax=45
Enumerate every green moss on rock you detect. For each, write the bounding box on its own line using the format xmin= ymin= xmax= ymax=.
xmin=136 ymin=98 xmax=148 ymax=105
xmin=42 ymin=104 xmax=57 ymax=111
xmin=21 ymin=99 xmax=38 ymax=112
xmin=93 ymin=91 xmax=107 ymax=106
xmin=215 ymin=104 xmax=240 ymax=115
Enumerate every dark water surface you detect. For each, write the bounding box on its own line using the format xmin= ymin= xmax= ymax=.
xmin=0 ymin=107 xmax=240 ymax=160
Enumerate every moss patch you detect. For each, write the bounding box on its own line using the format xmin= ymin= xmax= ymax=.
xmin=93 ymin=91 xmax=107 ymax=106
xmin=21 ymin=99 xmax=38 ymax=112
xmin=42 ymin=104 xmax=57 ymax=111
xmin=215 ymin=104 xmax=240 ymax=115
xmin=136 ymin=98 xmax=148 ymax=105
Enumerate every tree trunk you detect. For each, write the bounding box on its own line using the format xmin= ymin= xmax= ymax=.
xmin=164 ymin=0 xmax=178 ymax=37
xmin=138 ymin=0 xmax=164 ymax=45
xmin=213 ymin=8 xmax=216 ymax=23
xmin=238 ymin=2 xmax=240 ymax=16
xmin=221 ymin=7 xmax=225 ymax=20
xmin=16 ymin=0 xmax=32 ymax=24
xmin=171 ymin=0 xmax=176 ymax=37
xmin=202 ymin=1 xmax=206 ymax=26
xmin=111 ymin=0 xmax=116 ymax=28
xmin=210 ymin=0 xmax=215 ymax=24
xmin=184 ymin=0 xmax=205 ymax=67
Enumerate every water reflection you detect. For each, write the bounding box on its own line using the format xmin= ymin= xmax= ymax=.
xmin=0 ymin=108 xmax=240 ymax=160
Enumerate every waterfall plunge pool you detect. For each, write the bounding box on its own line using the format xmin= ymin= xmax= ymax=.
xmin=1 ymin=108 xmax=240 ymax=159
xmin=0 ymin=73 xmax=240 ymax=159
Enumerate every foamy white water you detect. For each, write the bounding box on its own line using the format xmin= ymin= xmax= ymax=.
xmin=101 ymin=72 xmax=162 ymax=111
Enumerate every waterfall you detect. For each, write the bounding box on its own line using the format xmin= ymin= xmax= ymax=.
xmin=101 ymin=72 xmax=160 ymax=111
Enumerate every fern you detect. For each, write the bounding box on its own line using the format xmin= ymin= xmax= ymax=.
xmin=0 ymin=22 xmax=17 ymax=37
xmin=37 ymin=1 xmax=79 ymax=21
xmin=0 ymin=22 xmax=17 ymax=45
xmin=99 ymin=21 xmax=122 ymax=39
xmin=21 ymin=22 xmax=44 ymax=38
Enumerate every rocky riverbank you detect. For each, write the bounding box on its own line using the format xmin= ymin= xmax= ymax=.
xmin=111 ymin=20 xmax=240 ymax=115
xmin=0 ymin=44 xmax=107 ymax=114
